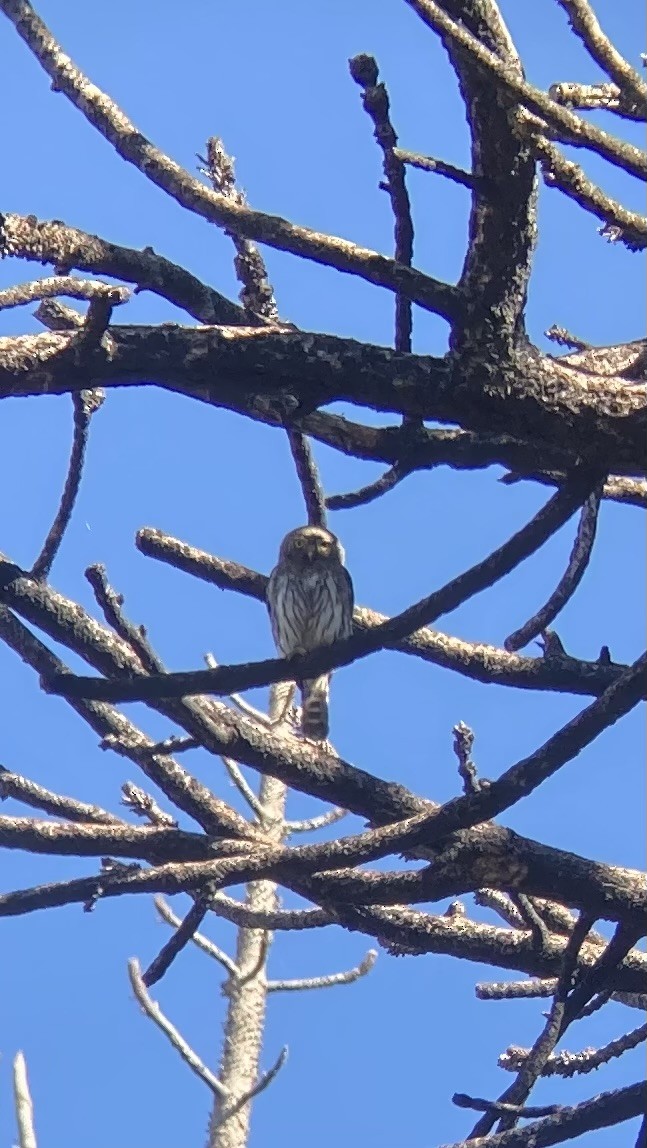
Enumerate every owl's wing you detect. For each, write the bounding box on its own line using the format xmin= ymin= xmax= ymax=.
xmin=265 ymin=566 xmax=282 ymax=642
xmin=339 ymin=565 xmax=355 ymax=637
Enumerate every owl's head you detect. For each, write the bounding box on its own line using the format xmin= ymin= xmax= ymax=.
xmin=278 ymin=525 xmax=345 ymax=567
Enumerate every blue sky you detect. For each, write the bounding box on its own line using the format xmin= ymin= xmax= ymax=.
xmin=0 ymin=3 xmax=644 ymax=1146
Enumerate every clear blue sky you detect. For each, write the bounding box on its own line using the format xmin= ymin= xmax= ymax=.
xmin=0 ymin=3 xmax=644 ymax=1146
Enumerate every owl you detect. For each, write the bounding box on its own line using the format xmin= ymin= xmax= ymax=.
xmin=266 ymin=525 xmax=354 ymax=740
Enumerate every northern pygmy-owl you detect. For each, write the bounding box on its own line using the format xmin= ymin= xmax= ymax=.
xmin=266 ymin=525 xmax=354 ymax=740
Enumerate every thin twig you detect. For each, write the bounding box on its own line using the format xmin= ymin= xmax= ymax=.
xmin=199 ymin=135 xmax=279 ymax=322
xmin=30 ymin=389 xmax=104 ymax=580
xmin=235 ymin=932 xmax=271 ymax=988
xmin=78 ymin=295 xmax=117 ymax=347
xmin=554 ymin=0 xmax=647 ymax=114
xmin=349 ymin=53 xmax=417 ymax=429
xmin=512 ymin=895 xmax=553 ymax=952
xmin=576 ymin=988 xmax=612 ymax=1019
xmin=204 ymin=653 xmax=271 ymax=816
xmin=0 ymin=275 xmax=130 ymax=311
xmin=201 ymin=136 xmax=329 ymax=533
xmin=548 ymin=79 xmax=644 ymax=121
xmin=475 ymin=889 xmax=526 ymax=929
xmin=545 ymin=325 xmax=590 ymax=350
xmin=504 ymin=485 xmax=603 ymax=650
xmin=283 ymin=806 xmax=347 ymax=834
xmin=326 ymin=463 xmax=409 ymax=511
xmin=0 ymin=765 xmax=122 ymax=825
xmin=143 ymin=899 xmax=210 ymax=986
xmin=476 ymin=977 xmax=558 ymax=1001
xmin=128 ymin=958 xmax=229 ymax=1097
xmin=285 ymin=430 xmax=328 ymax=528
xmin=454 ymin=1093 xmax=563 ymax=1118
xmin=221 ymin=758 xmax=265 ymax=819
xmin=121 ymin=782 xmax=178 ymax=828
xmin=393 ymin=147 xmax=474 ymax=188
xmin=563 ymin=923 xmax=644 ymax=1025
xmin=453 ymin=721 xmax=483 ymax=795
xmin=154 ymin=896 xmax=239 ymax=977
xmin=208 ymin=1048 xmax=288 ymax=1138
xmin=85 ymin=563 xmax=166 ymax=673
xmin=140 ymin=736 xmax=198 ymax=755
xmin=349 ymin=53 xmax=414 ymax=358
xmin=267 ymin=948 xmax=376 ymax=992
xmin=517 ymin=113 xmax=647 ymax=250
xmin=204 ymin=653 xmax=273 ymax=727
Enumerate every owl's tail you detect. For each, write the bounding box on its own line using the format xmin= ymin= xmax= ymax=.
xmin=301 ymin=675 xmax=330 ymax=741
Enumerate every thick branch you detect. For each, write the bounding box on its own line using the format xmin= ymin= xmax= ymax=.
xmin=1 ymin=325 xmax=643 ymax=475
xmin=433 ymin=0 xmax=537 ymax=350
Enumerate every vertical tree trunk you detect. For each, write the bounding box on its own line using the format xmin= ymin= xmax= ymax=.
xmin=207 ymin=688 xmax=289 ymax=1148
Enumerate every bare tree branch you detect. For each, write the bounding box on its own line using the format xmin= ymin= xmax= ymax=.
xmin=155 ymin=896 xmax=239 ymax=977
xmin=29 ymin=388 xmax=105 ymax=580
xmin=516 ymin=112 xmax=647 ymax=250
xmin=468 ymin=912 xmax=596 ymax=1137
xmin=0 ymin=765 xmax=122 ymax=825
xmin=405 ymin=0 xmax=647 ymax=178
xmin=0 ymin=1 xmax=458 ymax=319
xmin=548 ymin=79 xmax=645 ymax=122
xmin=128 ymin=958 xmax=229 ymax=1097
xmin=143 ymin=898 xmax=209 ymax=987
xmin=500 ymin=1021 xmax=647 ymax=1078
xmin=349 ymin=53 xmax=414 ymax=378
xmin=443 ymin=1082 xmax=646 ymax=1147
xmin=554 ymin=0 xmax=647 ymax=115
xmin=504 ymin=484 xmax=602 ymax=650
xmin=199 ymin=136 xmax=280 ymax=323
xmin=267 ymin=948 xmax=376 ymax=992
xmin=394 ymin=146 xmax=475 ymax=188
xmin=285 ymin=430 xmax=328 ymax=529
